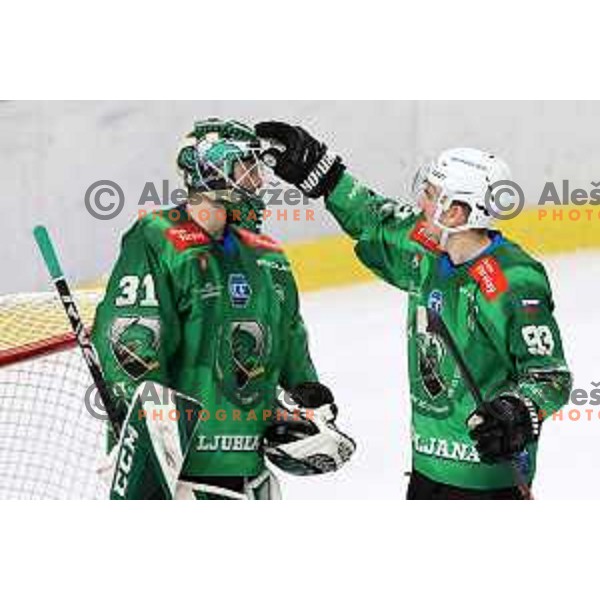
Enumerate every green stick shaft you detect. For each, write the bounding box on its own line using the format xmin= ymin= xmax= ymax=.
xmin=33 ymin=226 xmax=64 ymax=280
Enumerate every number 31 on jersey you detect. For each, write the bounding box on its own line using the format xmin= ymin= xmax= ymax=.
xmin=115 ymin=274 xmax=159 ymax=308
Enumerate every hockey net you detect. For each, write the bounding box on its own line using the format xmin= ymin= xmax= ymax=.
xmin=0 ymin=289 xmax=110 ymax=499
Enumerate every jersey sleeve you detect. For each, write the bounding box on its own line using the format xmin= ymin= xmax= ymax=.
xmin=91 ymin=222 xmax=181 ymax=431
xmin=278 ymin=270 xmax=319 ymax=391
xmin=325 ymin=172 xmax=433 ymax=291
xmin=475 ymin=262 xmax=572 ymax=419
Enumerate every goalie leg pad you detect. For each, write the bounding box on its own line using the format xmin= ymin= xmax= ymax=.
xmin=174 ymin=469 xmax=281 ymax=500
xmin=109 ymin=383 xmax=202 ymax=500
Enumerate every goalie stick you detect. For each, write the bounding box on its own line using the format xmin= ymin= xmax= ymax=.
xmin=418 ymin=306 xmax=534 ymax=500
xmin=33 ymin=225 xmax=123 ymax=438
xmin=33 ymin=226 xmax=208 ymax=499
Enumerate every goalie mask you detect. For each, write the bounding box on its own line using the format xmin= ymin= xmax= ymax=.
xmin=413 ymin=147 xmax=512 ymax=241
xmin=263 ymin=402 xmax=356 ymax=476
xmin=177 ymin=118 xmax=268 ymax=233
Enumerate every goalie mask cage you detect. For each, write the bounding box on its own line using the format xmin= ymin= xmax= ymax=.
xmin=0 ymin=290 xmax=109 ymax=499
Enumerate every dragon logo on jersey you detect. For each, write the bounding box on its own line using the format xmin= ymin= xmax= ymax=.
xmin=414 ymin=330 xmax=455 ymax=419
xmin=231 ymin=321 xmax=266 ymax=389
xmin=109 ymin=316 xmax=161 ymax=380
xmin=228 ymin=273 xmax=252 ymax=308
xmin=416 ymin=332 xmax=446 ymax=399
xmin=215 ymin=320 xmax=270 ymax=409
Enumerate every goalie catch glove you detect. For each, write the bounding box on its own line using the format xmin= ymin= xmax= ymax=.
xmin=263 ymin=382 xmax=356 ymax=476
xmin=467 ymin=393 xmax=540 ymax=464
xmin=254 ymin=121 xmax=345 ymax=198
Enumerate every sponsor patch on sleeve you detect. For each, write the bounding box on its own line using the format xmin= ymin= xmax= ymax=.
xmin=410 ymin=221 xmax=441 ymax=253
xmin=164 ymin=221 xmax=211 ymax=251
xmin=237 ymin=228 xmax=282 ymax=252
xmin=468 ymin=255 xmax=508 ymax=301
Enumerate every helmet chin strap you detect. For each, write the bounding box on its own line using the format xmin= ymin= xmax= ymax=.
xmin=432 ymin=201 xmax=470 ymax=249
xmin=439 ymin=228 xmax=450 ymax=249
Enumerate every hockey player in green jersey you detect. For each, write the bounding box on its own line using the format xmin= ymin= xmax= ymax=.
xmin=255 ymin=122 xmax=572 ymax=500
xmin=91 ymin=119 xmax=355 ymax=499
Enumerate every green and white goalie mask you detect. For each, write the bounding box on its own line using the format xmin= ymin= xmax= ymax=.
xmin=177 ymin=118 xmax=271 ymax=232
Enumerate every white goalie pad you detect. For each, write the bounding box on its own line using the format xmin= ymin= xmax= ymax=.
xmin=106 ymin=382 xmax=203 ymax=500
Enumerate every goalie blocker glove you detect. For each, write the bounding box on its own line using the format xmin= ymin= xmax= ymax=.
xmin=264 ymin=382 xmax=356 ymax=476
xmin=467 ymin=393 xmax=541 ymax=464
xmin=255 ymin=121 xmax=345 ymax=198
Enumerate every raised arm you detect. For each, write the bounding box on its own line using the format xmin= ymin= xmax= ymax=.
xmin=255 ymin=121 xmax=435 ymax=292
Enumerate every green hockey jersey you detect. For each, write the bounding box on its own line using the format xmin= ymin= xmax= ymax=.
xmin=91 ymin=207 xmax=318 ymax=478
xmin=326 ymin=173 xmax=572 ymax=489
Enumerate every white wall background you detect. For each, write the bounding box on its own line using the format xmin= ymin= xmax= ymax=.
xmin=3 ymin=100 xmax=600 ymax=294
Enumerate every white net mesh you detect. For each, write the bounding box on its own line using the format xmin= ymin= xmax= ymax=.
xmin=0 ymin=291 xmax=109 ymax=499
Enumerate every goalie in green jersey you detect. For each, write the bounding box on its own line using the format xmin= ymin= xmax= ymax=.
xmin=255 ymin=122 xmax=572 ymax=500
xmin=91 ymin=119 xmax=355 ymax=500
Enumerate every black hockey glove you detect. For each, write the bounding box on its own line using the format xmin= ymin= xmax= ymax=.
xmin=267 ymin=382 xmax=338 ymax=447
xmin=467 ymin=394 xmax=540 ymax=464
xmin=255 ymin=121 xmax=345 ymax=198
xmin=288 ymin=381 xmax=337 ymax=417
xmin=264 ymin=382 xmax=355 ymax=476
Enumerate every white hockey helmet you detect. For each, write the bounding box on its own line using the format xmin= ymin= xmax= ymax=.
xmin=414 ymin=147 xmax=511 ymax=234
